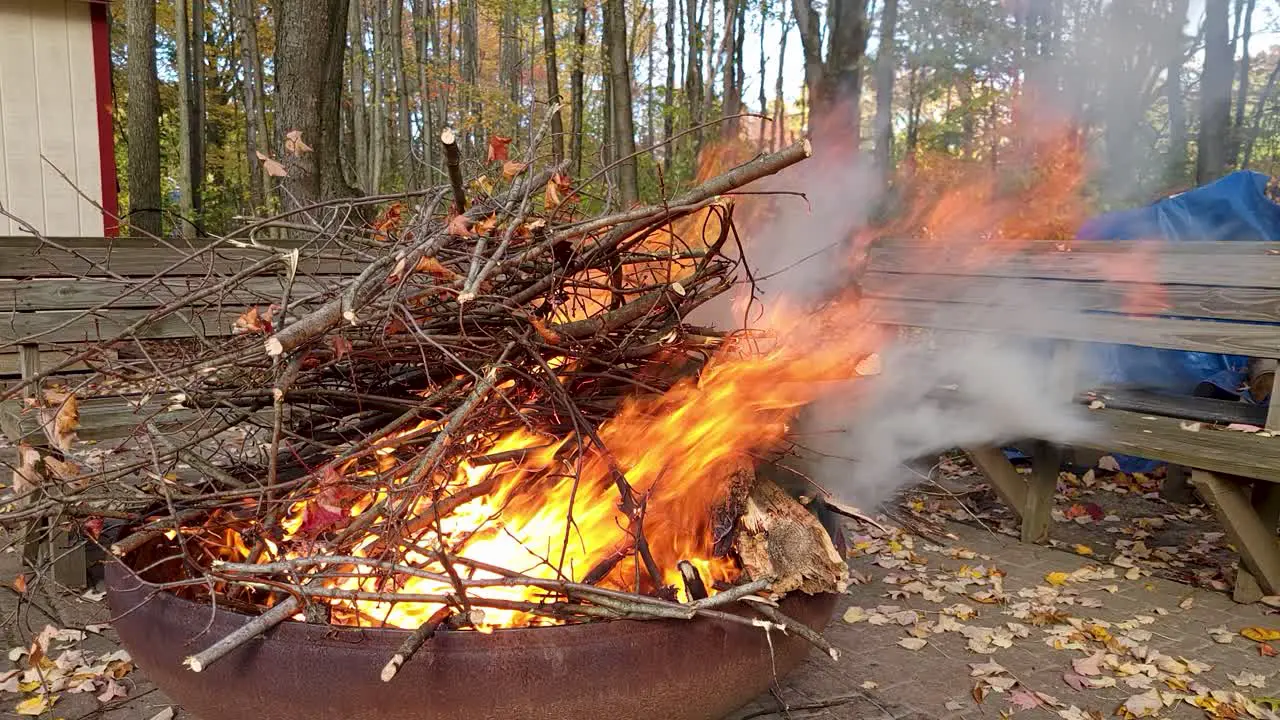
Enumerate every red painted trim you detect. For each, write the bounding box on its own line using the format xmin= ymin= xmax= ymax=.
xmin=89 ymin=1 xmax=118 ymax=236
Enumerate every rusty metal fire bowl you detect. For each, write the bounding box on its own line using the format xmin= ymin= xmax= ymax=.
xmin=105 ymin=550 xmax=840 ymax=720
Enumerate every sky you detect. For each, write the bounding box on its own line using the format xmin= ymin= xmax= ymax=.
xmin=726 ymin=0 xmax=1280 ymax=108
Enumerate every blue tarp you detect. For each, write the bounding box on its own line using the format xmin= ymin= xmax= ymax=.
xmin=1017 ymin=171 xmax=1280 ymax=472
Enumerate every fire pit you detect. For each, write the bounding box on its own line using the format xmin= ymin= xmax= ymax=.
xmin=105 ymin=534 xmax=841 ymax=720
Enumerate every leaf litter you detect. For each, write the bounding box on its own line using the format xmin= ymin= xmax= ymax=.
xmin=1 ymin=624 xmax=136 ymax=715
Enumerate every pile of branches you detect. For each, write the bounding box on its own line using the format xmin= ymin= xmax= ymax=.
xmin=0 ymin=127 xmax=841 ymax=676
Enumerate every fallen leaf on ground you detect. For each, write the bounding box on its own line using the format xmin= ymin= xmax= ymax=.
xmin=945 ymin=699 xmax=965 ymax=711
xmin=1119 ymin=689 xmax=1164 ymax=718
xmin=149 ymin=708 xmax=175 ymax=720
xmin=970 ymin=660 xmax=1008 ymax=677
xmin=1009 ymin=689 xmax=1049 ymax=710
xmin=15 ymin=695 xmax=53 ymax=715
xmin=1242 ymin=627 xmax=1280 ymax=642
xmin=1229 ymin=671 xmax=1266 ymax=688
xmin=842 ymin=607 xmax=867 ymax=624
xmin=1209 ymin=626 xmax=1235 ymax=644
xmin=1262 ymin=643 xmax=1278 ymax=657
xmin=1045 ymin=571 xmax=1070 ymax=586
xmin=897 ymin=637 xmax=928 ymax=651
xmin=1072 ymin=652 xmax=1105 ymax=676
xmin=861 ymin=681 xmax=878 ymax=689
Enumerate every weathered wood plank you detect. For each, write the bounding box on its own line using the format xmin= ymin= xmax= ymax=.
xmin=0 ymin=276 xmax=340 ymax=312
xmin=0 ymin=395 xmax=230 ymax=445
xmin=1079 ymin=389 xmax=1268 ymax=426
xmin=1023 ymin=441 xmax=1061 ymax=543
xmin=0 ymin=237 xmax=366 ymax=277
xmin=863 ymin=272 xmax=1280 ymax=323
xmin=866 ymin=298 xmax=1280 ymax=356
xmin=0 ymin=348 xmax=117 ymax=379
xmin=0 ymin=308 xmax=248 ymax=345
xmin=966 ymin=446 xmax=1027 ymax=517
xmin=867 ymin=242 xmax=1280 ymax=289
xmin=1073 ymin=407 xmax=1280 ymax=481
xmin=1190 ymin=471 xmax=1280 ymax=595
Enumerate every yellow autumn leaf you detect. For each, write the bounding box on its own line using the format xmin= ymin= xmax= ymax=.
xmin=1045 ymin=571 xmax=1070 ymax=586
xmin=1074 ymin=544 xmax=1093 ymax=556
xmin=15 ymin=694 xmax=53 ymax=716
xmin=1242 ymin=626 xmax=1280 ymax=642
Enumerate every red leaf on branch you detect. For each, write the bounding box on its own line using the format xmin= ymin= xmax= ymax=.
xmin=447 ymin=214 xmax=475 ymax=237
xmin=329 ymin=336 xmax=353 ymax=361
xmin=487 ymin=135 xmax=513 ymax=163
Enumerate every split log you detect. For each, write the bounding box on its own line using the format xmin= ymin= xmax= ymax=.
xmin=736 ymin=476 xmax=849 ymax=596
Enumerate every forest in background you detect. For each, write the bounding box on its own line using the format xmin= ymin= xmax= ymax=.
xmin=110 ymin=0 xmax=1280 ymax=237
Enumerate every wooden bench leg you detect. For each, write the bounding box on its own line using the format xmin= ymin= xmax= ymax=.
xmin=1191 ymin=470 xmax=1280 ymax=598
xmin=50 ymin=529 xmax=87 ymax=589
xmin=1023 ymin=441 xmax=1061 ymax=544
xmin=1232 ymin=482 xmax=1280 ymax=603
xmin=965 ymin=443 xmax=1059 ymax=544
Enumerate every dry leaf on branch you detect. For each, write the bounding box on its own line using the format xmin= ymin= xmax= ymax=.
xmin=447 ymin=214 xmax=475 ymax=237
xmin=40 ymin=390 xmax=79 ymax=452
xmin=502 ymin=161 xmax=528 ymax=179
xmin=13 ymin=444 xmax=41 ymax=496
xmin=487 ymin=135 xmax=512 ymax=163
xmin=284 ymin=129 xmax=313 ymax=156
xmin=255 ymin=150 xmax=287 ymax=177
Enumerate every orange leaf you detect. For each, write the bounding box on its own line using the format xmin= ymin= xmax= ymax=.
xmin=415 ymin=257 xmax=463 ymax=281
xmin=447 ymin=214 xmax=475 ymax=237
xmin=256 ymin=150 xmax=288 ymax=178
xmin=284 ymin=129 xmax=313 ymax=155
xmin=234 ymin=306 xmax=266 ymax=334
xmin=42 ymin=390 xmax=79 ymax=452
xmin=487 ymin=135 xmax=513 ymax=163
xmin=475 ymin=213 xmax=499 ymax=236
xmin=13 ymin=444 xmax=40 ymax=496
xmin=502 ymin=161 xmax=528 ymax=179
xmin=12 ymin=574 xmax=27 ymax=594
xmin=529 ymin=317 xmax=562 ymax=345
xmin=1261 ymin=643 xmax=1277 ymax=657
xmin=545 ymin=178 xmax=562 ymax=208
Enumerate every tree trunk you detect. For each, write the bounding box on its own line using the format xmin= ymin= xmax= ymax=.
xmin=685 ymin=0 xmax=705 ymax=148
xmin=461 ymin=0 xmax=481 ymax=148
xmin=606 ymin=0 xmax=639 ymax=204
xmin=720 ymin=0 xmax=740 ymax=138
xmin=791 ymin=0 xmax=823 ymax=125
xmin=126 ymin=0 xmax=161 ymax=236
xmin=413 ymin=0 xmax=434 ymax=184
xmin=275 ymin=0 xmax=356 ymax=209
xmin=349 ymin=0 xmax=370 ymax=191
xmin=646 ymin=0 xmax=656 ymax=149
xmin=774 ymin=0 xmax=789 ymax=150
xmin=371 ymin=1 xmax=386 ymax=191
xmin=601 ymin=0 xmax=615 ymax=191
xmin=392 ymin=0 xmax=415 ymax=186
xmin=175 ymin=0 xmax=195 ymax=236
xmin=234 ymin=0 xmax=266 ymax=210
xmin=1166 ymin=0 xmax=1189 ymax=182
xmin=823 ymin=0 xmax=869 ymax=143
xmin=500 ymin=2 xmax=520 ymax=122
xmin=1197 ymin=0 xmax=1232 ymax=183
xmin=702 ymin=0 xmax=717 ymax=132
xmin=1242 ymin=56 xmax=1280 ymax=168
xmin=571 ymin=0 xmax=587 ymax=174
xmin=1233 ymin=0 xmax=1256 ymax=163
xmin=757 ymin=1 xmax=767 ymax=148
xmin=873 ymin=0 xmax=898 ymax=176
xmin=663 ymin=0 xmax=676 ymax=172
xmin=191 ymin=0 xmax=206 ymax=220
xmin=239 ymin=0 xmax=272 ymax=206
xmin=541 ymin=0 xmax=567 ymax=162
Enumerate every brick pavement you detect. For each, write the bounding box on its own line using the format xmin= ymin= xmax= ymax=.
xmin=3 ymin=516 xmax=1278 ymax=720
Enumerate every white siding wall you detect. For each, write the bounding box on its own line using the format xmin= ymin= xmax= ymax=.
xmin=0 ymin=0 xmax=105 ymax=236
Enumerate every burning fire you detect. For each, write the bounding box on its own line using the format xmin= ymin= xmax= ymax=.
xmin=203 ymin=121 xmax=1103 ymax=632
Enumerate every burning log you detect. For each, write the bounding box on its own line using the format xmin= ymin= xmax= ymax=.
xmin=736 ymin=477 xmax=850 ymax=596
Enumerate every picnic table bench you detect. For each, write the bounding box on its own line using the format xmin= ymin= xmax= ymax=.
xmin=861 ymin=238 xmax=1280 ymax=603
xmin=0 ymin=235 xmax=365 ymax=586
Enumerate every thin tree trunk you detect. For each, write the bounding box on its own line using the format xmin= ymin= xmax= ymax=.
xmin=571 ymin=0 xmax=587 ymax=174
xmin=1166 ymin=0 xmax=1189 ymax=181
xmin=461 ymin=0 xmax=480 ymax=149
xmin=276 ymin=0 xmax=356 ymax=208
xmin=757 ymin=0 xmax=767 ymax=149
xmin=1243 ymin=57 xmax=1280 ymax=167
xmin=191 ymin=0 xmax=206 ymax=221
xmin=541 ymin=0 xmax=567 ymax=162
xmin=234 ymin=0 xmax=265 ymax=210
xmin=371 ymin=0 xmax=386 ymax=191
xmin=350 ymin=0 xmax=370 ymax=191
xmin=702 ymin=0 xmax=717 ymax=131
xmin=663 ymin=0 xmax=676 ymax=172
xmin=1198 ymin=0 xmax=1232 ymax=183
xmin=791 ymin=0 xmax=823 ymax=125
xmin=873 ymin=0 xmax=898 ymax=175
xmin=500 ymin=2 xmax=520 ymax=122
xmin=720 ymin=0 xmax=739 ymax=139
xmin=413 ymin=0 xmax=435 ymax=184
xmin=126 ymin=0 xmax=161 ymax=236
xmin=175 ymin=0 xmax=195 ymax=235
xmin=685 ymin=0 xmax=705 ymax=148
xmin=646 ymin=0 xmax=656 ymax=149
xmin=606 ymin=0 xmax=639 ymax=204
xmin=1233 ymin=0 xmax=1256 ymax=163
xmin=241 ymin=0 xmax=272 ymax=206
xmin=824 ymin=0 xmax=869 ymax=144
xmin=393 ymin=0 xmax=415 ymax=186
xmin=774 ymin=0 xmax=789 ymax=151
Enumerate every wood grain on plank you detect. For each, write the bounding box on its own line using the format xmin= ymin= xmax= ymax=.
xmin=867 ymin=242 xmax=1280 ymax=288
xmin=865 ymin=298 xmax=1280 ymax=356
xmin=863 ymin=272 xmax=1280 ymax=323
xmin=0 ymin=276 xmax=339 ymax=311
xmin=0 ymin=237 xmax=364 ymax=277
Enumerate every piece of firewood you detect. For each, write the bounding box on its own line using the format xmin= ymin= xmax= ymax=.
xmin=736 ymin=477 xmax=849 ymax=596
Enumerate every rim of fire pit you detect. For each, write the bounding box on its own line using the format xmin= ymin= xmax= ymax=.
xmin=103 ymin=528 xmax=845 ymax=720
